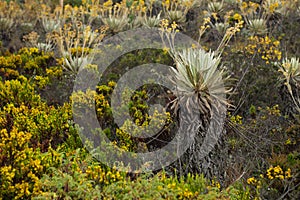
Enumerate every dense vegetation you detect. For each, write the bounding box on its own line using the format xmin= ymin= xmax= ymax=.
xmin=0 ymin=0 xmax=299 ymax=199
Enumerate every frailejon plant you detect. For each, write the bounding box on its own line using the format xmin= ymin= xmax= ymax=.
xmin=278 ymin=57 xmax=300 ymax=115
xmin=100 ymin=0 xmax=130 ymax=33
xmin=39 ymin=3 xmax=64 ymax=33
xmin=53 ymin=23 xmax=107 ymax=75
xmin=23 ymin=31 xmax=56 ymax=53
xmin=247 ymin=19 xmax=268 ymax=36
xmin=169 ymin=47 xmax=232 ymax=180
xmin=0 ymin=0 xmax=22 ymax=37
xmin=159 ymin=19 xmax=236 ymax=180
xmin=162 ymin=0 xmax=197 ymax=25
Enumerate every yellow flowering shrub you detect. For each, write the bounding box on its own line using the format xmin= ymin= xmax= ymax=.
xmin=246 ymin=164 xmax=294 ymax=198
xmin=95 ymin=83 xmax=114 ymax=121
xmin=0 ymin=127 xmax=63 ymax=199
xmin=245 ymin=35 xmax=282 ymax=64
xmin=1 ymin=102 xmax=73 ymax=150
xmin=0 ymin=54 xmax=22 ymax=79
xmin=73 ymin=81 xmax=174 ymax=153
xmin=34 ymin=148 xmax=127 ymax=199
xmin=0 ymin=77 xmax=78 ymax=151
xmin=0 ymin=77 xmax=41 ymax=107
xmin=0 ymin=77 xmax=81 ymax=199
xmin=46 ymin=66 xmax=63 ymax=77
xmin=0 ymin=47 xmax=58 ymax=83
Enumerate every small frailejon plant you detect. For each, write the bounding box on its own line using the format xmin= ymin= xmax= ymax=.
xmin=278 ymin=57 xmax=300 ymax=115
xmin=54 ymin=23 xmax=107 ymax=75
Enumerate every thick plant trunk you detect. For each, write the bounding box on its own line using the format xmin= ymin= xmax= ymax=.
xmin=167 ymin=96 xmax=228 ymax=184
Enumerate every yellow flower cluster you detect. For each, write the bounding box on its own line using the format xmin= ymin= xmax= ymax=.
xmin=69 ymin=47 xmax=92 ymax=56
xmin=267 ymin=165 xmax=292 ymax=180
xmin=199 ymin=17 xmax=211 ymax=37
xmin=86 ymin=165 xmax=125 ymax=185
xmin=103 ymin=0 xmax=113 ymax=8
xmin=129 ymin=0 xmax=147 ymax=13
xmin=240 ymin=1 xmax=260 ymax=15
xmin=160 ymin=19 xmax=179 ymax=33
xmin=246 ymin=176 xmax=262 ymax=191
xmin=247 ymin=177 xmax=257 ymax=185
xmin=231 ymin=115 xmax=243 ymax=125
xmin=262 ymin=0 xmax=290 ymax=15
xmin=0 ymin=47 xmax=55 ymax=84
xmin=18 ymin=47 xmax=40 ymax=58
xmin=245 ymin=35 xmax=282 ymax=64
xmin=159 ymin=176 xmax=196 ymax=199
xmin=0 ymin=55 xmax=22 ymax=78
xmin=228 ymin=112 xmax=243 ymax=125
xmin=46 ymin=66 xmax=63 ymax=77
xmin=232 ymin=13 xmax=243 ymax=21
xmin=182 ymin=188 xmax=194 ymax=198
xmin=162 ymin=0 xmax=194 ymax=14
xmin=95 ymin=83 xmax=115 ymax=116
xmin=211 ymin=179 xmax=221 ymax=189
xmin=72 ymin=89 xmax=97 ymax=109
xmin=269 ymin=2 xmax=279 ymax=13
xmin=34 ymin=76 xmax=50 ymax=88
xmin=115 ymin=128 xmax=136 ymax=151
xmin=266 ymin=104 xmax=281 ymax=116
xmin=162 ymin=0 xmax=171 ymax=10
xmin=0 ymin=54 xmax=22 ymax=68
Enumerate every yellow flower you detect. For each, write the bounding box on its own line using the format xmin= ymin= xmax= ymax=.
xmin=247 ymin=177 xmax=257 ymax=185
xmin=233 ymin=13 xmax=242 ymax=21
xmin=273 ymin=40 xmax=280 ymax=46
xmin=171 ymin=21 xmax=178 ymax=30
xmin=203 ymin=17 xmax=211 ymax=25
xmin=273 ymin=165 xmax=283 ymax=175
xmin=241 ymin=2 xmax=248 ymax=11
xmin=277 ymin=175 xmax=284 ymax=180
xmin=285 ymin=168 xmax=292 ymax=178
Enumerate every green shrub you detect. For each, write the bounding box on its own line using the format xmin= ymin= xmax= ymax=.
xmin=102 ymin=171 xmax=250 ymax=199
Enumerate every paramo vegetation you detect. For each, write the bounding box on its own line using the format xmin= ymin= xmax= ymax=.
xmin=0 ymin=0 xmax=300 ymax=199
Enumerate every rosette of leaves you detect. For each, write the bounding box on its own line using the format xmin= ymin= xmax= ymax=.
xmin=207 ymin=1 xmax=223 ymax=14
xmin=166 ymin=10 xmax=186 ymax=24
xmin=247 ymin=19 xmax=268 ymax=36
xmin=141 ymin=13 xmax=162 ymax=28
xmin=102 ymin=15 xmax=129 ymax=33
